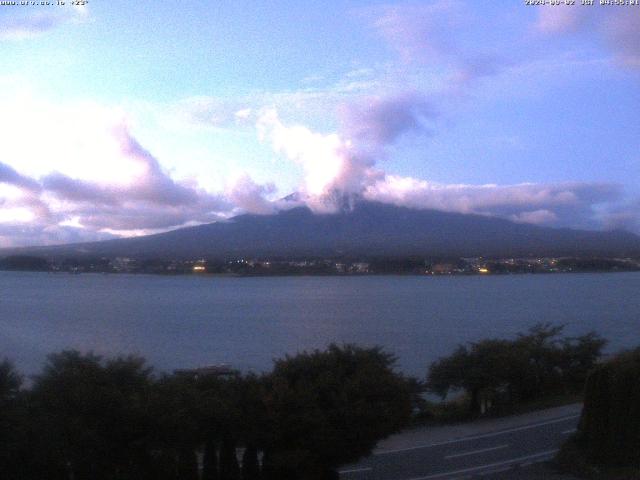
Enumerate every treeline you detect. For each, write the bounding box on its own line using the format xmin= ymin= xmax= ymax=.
xmin=0 ymin=325 xmax=611 ymax=479
xmin=0 ymin=345 xmax=416 ymax=480
xmin=426 ymin=324 xmax=606 ymax=416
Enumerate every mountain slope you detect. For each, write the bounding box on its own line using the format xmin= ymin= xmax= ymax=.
xmin=5 ymin=202 xmax=640 ymax=259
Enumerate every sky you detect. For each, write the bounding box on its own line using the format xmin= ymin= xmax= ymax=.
xmin=0 ymin=0 xmax=638 ymax=247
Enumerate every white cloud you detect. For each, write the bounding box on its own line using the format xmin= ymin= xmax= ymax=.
xmin=0 ymin=6 xmax=88 ymax=41
xmin=363 ymin=175 xmax=620 ymax=227
xmin=0 ymin=92 xmax=285 ymax=244
xmin=0 ymin=92 xmax=141 ymax=184
xmin=226 ymin=174 xmax=277 ymax=215
xmin=509 ymin=209 xmax=558 ymax=226
xmin=257 ymin=109 xmax=373 ymax=205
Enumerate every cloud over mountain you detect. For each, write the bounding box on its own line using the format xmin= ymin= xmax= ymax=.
xmin=257 ymin=93 xmax=623 ymax=232
xmin=0 ymin=1 xmax=637 ymax=248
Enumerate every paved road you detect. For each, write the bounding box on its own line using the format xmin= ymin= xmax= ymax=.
xmin=339 ymin=404 xmax=582 ymax=480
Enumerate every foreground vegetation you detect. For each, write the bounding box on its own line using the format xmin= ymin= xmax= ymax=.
xmin=0 ymin=345 xmax=415 ymax=480
xmin=0 ymin=324 xmax=620 ymax=480
xmin=556 ymin=348 xmax=640 ymax=479
xmin=426 ymin=324 xmax=605 ymax=417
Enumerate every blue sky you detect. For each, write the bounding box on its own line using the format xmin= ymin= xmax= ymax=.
xmin=0 ymin=0 xmax=638 ymax=246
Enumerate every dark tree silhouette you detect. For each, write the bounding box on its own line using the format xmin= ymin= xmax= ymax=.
xmin=0 ymin=359 xmax=29 ymax=480
xmin=428 ymin=324 xmax=606 ymax=415
xmin=577 ymin=347 xmax=640 ymax=467
xmin=29 ymin=351 xmax=155 ymax=480
xmin=263 ymin=344 xmax=414 ymax=479
xmin=202 ymin=439 xmax=219 ymax=480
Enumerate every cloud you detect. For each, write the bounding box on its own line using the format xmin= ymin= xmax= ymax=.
xmin=0 ymin=12 xmax=61 ymax=40
xmin=603 ymin=12 xmax=640 ymax=69
xmin=256 ymin=98 xmax=628 ymax=231
xmin=0 ymin=6 xmax=88 ymax=41
xmin=256 ymin=99 xmax=630 ymax=231
xmin=226 ymin=174 xmax=277 ymax=215
xmin=0 ymin=161 xmax=41 ymax=192
xmin=0 ymin=92 xmax=288 ymax=246
xmin=363 ymin=175 xmax=622 ymax=228
xmin=340 ymin=91 xmax=435 ymax=146
xmin=0 ymin=162 xmax=51 ymax=224
xmin=36 ymin=125 xmax=235 ymax=231
xmin=600 ymin=199 xmax=640 ymax=232
xmin=0 ymin=97 xmax=635 ymax=247
xmin=42 ymin=172 xmax=117 ymax=206
xmin=0 ymin=223 xmax=114 ymax=249
xmin=68 ymin=202 xmax=224 ymax=232
xmin=363 ymin=1 xmax=508 ymax=85
xmin=257 ymin=91 xmax=436 ymax=211
xmin=39 ymin=125 xmax=222 ymax=209
xmin=367 ymin=0 xmax=466 ymax=63
xmin=509 ymin=209 xmax=558 ymax=226
xmin=0 ymin=110 xmax=262 ymax=242
xmin=172 ymin=96 xmax=250 ymax=129
xmin=257 ymin=108 xmax=383 ymax=210
xmin=165 ymin=72 xmax=387 ymax=134
xmin=113 ymin=126 xmax=207 ymax=206
xmin=256 ymin=101 xmax=629 ymax=229
xmin=535 ymin=6 xmax=587 ymax=35
xmin=535 ymin=7 xmax=640 ymax=70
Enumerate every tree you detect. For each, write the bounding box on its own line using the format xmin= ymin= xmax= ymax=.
xmin=149 ymin=374 xmax=203 ymax=480
xmin=576 ymin=347 xmax=640 ymax=467
xmin=222 ymin=374 xmax=268 ymax=480
xmin=202 ymin=438 xmax=219 ymax=480
xmin=427 ymin=340 xmax=525 ymax=414
xmin=559 ymin=332 xmax=607 ymax=392
xmin=29 ymin=350 xmax=155 ymax=480
xmin=0 ymin=359 xmax=29 ymax=480
xmin=427 ymin=324 xmax=606 ymax=415
xmin=195 ymin=373 xmax=245 ymax=480
xmin=512 ymin=323 xmax=565 ymax=399
xmin=263 ymin=344 xmax=414 ymax=479
xmin=0 ymin=359 xmax=21 ymax=400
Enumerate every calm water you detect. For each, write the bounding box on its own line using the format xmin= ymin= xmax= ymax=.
xmin=1 ymin=271 xmax=639 ymax=377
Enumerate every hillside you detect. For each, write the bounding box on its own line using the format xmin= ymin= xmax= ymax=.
xmin=3 ymin=201 xmax=640 ymax=260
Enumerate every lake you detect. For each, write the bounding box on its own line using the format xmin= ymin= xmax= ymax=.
xmin=1 ymin=271 xmax=639 ymax=378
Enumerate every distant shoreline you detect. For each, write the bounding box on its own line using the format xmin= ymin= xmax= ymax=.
xmin=1 ymin=267 xmax=639 ymax=278
xmin=2 ymin=253 xmax=639 ymax=277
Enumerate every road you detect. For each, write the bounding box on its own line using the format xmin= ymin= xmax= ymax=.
xmin=339 ymin=404 xmax=582 ymax=480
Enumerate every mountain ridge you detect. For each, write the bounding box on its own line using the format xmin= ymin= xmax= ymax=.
xmin=2 ymin=201 xmax=640 ymax=260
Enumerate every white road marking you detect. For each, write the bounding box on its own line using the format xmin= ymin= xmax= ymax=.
xmin=339 ymin=467 xmax=373 ymax=474
xmin=403 ymin=449 xmax=559 ymax=480
xmin=478 ymin=465 xmax=512 ymax=476
xmin=444 ymin=444 xmax=508 ymax=460
xmin=562 ymin=428 xmax=577 ymax=435
xmin=376 ymin=415 xmax=579 ymax=455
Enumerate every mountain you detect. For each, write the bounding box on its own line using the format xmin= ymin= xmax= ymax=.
xmin=4 ymin=201 xmax=640 ymax=259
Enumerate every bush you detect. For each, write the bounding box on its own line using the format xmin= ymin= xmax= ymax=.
xmin=577 ymin=347 xmax=640 ymax=467
xmin=555 ymin=435 xmax=599 ymax=478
